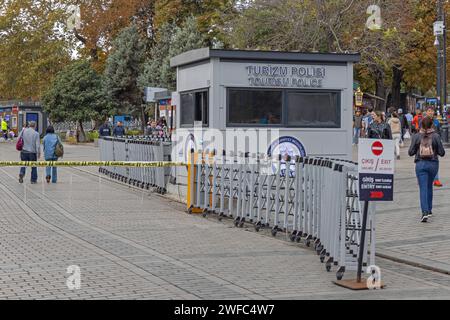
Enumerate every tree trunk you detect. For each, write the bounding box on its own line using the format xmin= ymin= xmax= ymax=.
xmin=375 ymin=70 xmax=386 ymax=111
xmin=391 ymin=65 xmax=404 ymax=110
xmin=78 ymin=120 xmax=86 ymax=143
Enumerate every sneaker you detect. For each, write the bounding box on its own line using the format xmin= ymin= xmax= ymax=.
xmin=46 ymin=176 xmax=51 ymax=184
xmin=427 ymin=212 xmax=433 ymax=218
xmin=421 ymin=213 xmax=428 ymax=223
xmin=19 ymin=174 xmax=24 ymax=184
xmin=397 ymin=156 xmax=400 ymax=160
xmin=30 ymin=181 xmax=37 ymax=184
xmin=434 ymin=180 xmax=443 ymax=187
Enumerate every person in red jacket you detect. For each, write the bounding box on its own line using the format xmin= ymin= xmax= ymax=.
xmin=411 ymin=110 xmax=423 ymax=133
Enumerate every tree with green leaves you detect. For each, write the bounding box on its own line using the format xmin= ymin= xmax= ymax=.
xmin=0 ymin=0 xmax=73 ymax=100
xmin=42 ymin=60 xmax=110 ymax=142
xmin=104 ymin=25 xmax=146 ymax=127
xmin=139 ymin=16 xmax=206 ymax=91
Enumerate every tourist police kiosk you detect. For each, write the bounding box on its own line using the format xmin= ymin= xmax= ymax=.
xmin=169 ymin=48 xmax=360 ymax=198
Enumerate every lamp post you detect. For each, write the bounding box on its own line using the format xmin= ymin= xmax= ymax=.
xmin=435 ymin=0 xmax=449 ymax=143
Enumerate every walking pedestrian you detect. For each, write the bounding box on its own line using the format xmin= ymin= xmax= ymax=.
xmin=353 ymin=110 xmax=363 ymax=145
xmin=398 ymin=108 xmax=409 ymax=144
xmin=43 ymin=126 xmax=60 ymax=183
xmin=408 ymin=117 xmax=446 ymax=223
xmin=113 ymin=121 xmax=126 ymax=137
xmin=362 ymin=108 xmax=374 ymax=138
xmin=412 ymin=110 xmax=423 ymax=134
xmin=98 ymin=121 xmax=111 ymax=137
xmin=405 ymin=110 xmax=413 ymax=134
xmin=367 ymin=111 xmax=393 ymax=140
xmin=388 ymin=112 xmax=402 ymax=160
xmin=18 ymin=121 xmax=40 ymax=184
xmin=1 ymin=117 xmax=8 ymax=140
xmin=425 ymin=107 xmax=444 ymax=187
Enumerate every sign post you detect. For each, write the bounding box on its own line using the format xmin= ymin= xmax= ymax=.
xmin=335 ymin=138 xmax=393 ymax=290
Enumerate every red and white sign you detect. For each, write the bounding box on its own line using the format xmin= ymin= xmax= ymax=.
xmin=359 ymin=139 xmax=395 ymax=175
xmin=371 ymin=141 xmax=384 ymax=156
xmin=359 ymin=139 xmax=395 ymax=202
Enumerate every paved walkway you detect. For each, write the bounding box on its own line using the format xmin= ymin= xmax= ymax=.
xmin=369 ymin=142 xmax=450 ymax=274
xmin=0 ymin=141 xmax=450 ymax=299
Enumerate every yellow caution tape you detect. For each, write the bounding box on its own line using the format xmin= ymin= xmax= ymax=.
xmin=0 ymin=161 xmax=187 ymax=168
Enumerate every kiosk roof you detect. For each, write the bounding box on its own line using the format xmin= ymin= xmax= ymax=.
xmin=170 ymin=47 xmax=361 ymax=68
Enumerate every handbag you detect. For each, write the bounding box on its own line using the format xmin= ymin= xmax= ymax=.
xmin=403 ymin=131 xmax=411 ymax=140
xmin=54 ymin=136 xmax=64 ymax=158
xmin=16 ymin=129 xmax=24 ymax=151
xmin=16 ymin=136 xmax=23 ymax=151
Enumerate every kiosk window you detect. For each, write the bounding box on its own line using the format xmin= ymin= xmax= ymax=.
xmin=181 ymin=90 xmax=209 ymax=126
xmin=228 ymin=89 xmax=282 ymax=125
xmin=287 ymin=92 xmax=340 ymax=128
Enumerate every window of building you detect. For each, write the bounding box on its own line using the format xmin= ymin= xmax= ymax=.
xmin=180 ymin=89 xmax=209 ymax=126
xmin=227 ymin=88 xmax=340 ymax=128
xmin=286 ymin=92 xmax=340 ymax=128
xmin=227 ymin=89 xmax=282 ymax=125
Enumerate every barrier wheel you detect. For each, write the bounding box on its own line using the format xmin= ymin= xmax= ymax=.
xmin=289 ymin=231 xmax=297 ymax=242
xmin=238 ymin=218 xmax=245 ymax=228
xmin=326 ymin=258 xmax=334 ymax=272
xmin=306 ymin=240 xmax=311 ymax=247
xmin=295 ymin=235 xmax=302 ymax=243
xmin=188 ymin=206 xmax=193 ymax=215
xmin=255 ymin=222 xmax=261 ymax=232
xmin=234 ymin=218 xmax=240 ymax=227
xmin=271 ymin=227 xmax=278 ymax=237
xmin=336 ymin=267 xmax=345 ymax=281
xmin=320 ymin=255 xmax=325 ymax=263
xmin=218 ymin=213 xmax=223 ymax=222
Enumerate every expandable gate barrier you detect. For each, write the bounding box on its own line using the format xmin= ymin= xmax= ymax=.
xmin=98 ymin=137 xmax=172 ymax=194
xmin=188 ymin=151 xmax=376 ymax=281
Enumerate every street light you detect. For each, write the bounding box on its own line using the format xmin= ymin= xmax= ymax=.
xmin=435 ymin=36 xmax=440 ymax=47
xmin=435 ymin=0 xmax=449 ymax=144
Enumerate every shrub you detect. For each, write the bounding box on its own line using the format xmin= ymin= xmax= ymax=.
xmin=86 ymin=130 xmax=99 ymax=142
xmin=126 ymin=129 xmax=143 ymax=136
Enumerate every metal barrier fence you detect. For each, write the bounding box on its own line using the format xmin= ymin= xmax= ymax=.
xmin=98 ymin=137 xmax=172 ymax=194
xmin=188 ymin=150 xmax=376 ymax=281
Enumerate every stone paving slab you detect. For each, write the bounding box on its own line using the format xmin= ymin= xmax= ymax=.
xmin=0 ymin=142 xmax=449 ymax=299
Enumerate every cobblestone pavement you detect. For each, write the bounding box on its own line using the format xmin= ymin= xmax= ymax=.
xmin=0 ymin=141 xmax=449 ymax=299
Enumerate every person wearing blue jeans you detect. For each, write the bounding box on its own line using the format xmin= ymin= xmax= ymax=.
xmin=409 ymin=117 xmax=445 ymax=222
xmin=43 ymin=126 xmax=60 ymax=183
xmin=415 ymin=161 xmax=439 ymax=218
xmin=20 ymin=151 xmax=38 ymax=183
xmin=18 ymin=121 xmax=40 ymax=184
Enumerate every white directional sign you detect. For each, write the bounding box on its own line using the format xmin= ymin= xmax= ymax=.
xmin=358 ymin=139 xmax=395 ymax=201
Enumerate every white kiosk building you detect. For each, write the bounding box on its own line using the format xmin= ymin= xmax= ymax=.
xmin=169 ymin=48 xmax=360 ymax=198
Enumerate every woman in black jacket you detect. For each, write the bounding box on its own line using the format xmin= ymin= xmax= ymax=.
xmin=367 ymin=111 xmax=393 ymax=140
xmin=408 ymin=117 xmax=446 ymax=222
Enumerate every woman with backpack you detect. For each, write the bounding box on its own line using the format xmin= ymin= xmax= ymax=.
xmin=43 ymin=126 xmax=63 ymax=184
xmin=408 ymin=117 xmax=446 ymax=223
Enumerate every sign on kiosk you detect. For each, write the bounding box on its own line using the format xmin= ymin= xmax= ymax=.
xmin=358 ymin=139 xmax=395 ymax=201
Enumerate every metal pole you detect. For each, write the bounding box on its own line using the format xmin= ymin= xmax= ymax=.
xmin=357 ymin=201 xmax=369 ymax=283
xmin=438 ymin=0 xmax=443 ymax=110
xmin=443 ymin=7 xmax=449 ymax=143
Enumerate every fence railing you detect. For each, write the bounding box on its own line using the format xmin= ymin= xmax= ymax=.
xmin=98 ymin=136 xmax=172 ymax=194
xmin=188 ymin=151 xmax=376 ymax=281
xmin=97 ymin=137 xmax=376 ymax=281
